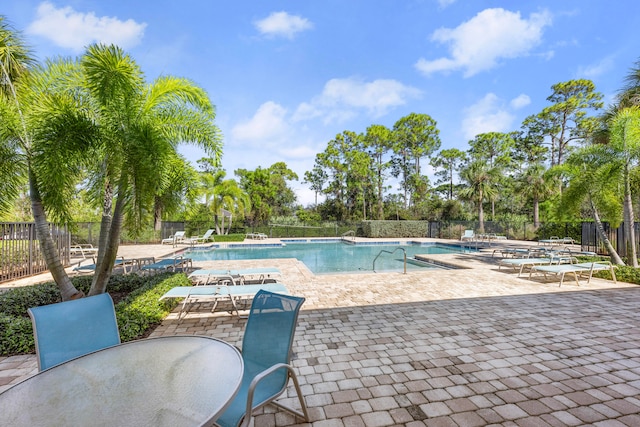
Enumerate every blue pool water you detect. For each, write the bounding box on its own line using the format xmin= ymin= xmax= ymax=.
xmin=186 ymin=241 xmax=473 ymax=274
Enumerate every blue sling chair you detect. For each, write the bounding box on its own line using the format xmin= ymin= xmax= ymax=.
xmin=28 ymin=293 xmax=121 ymax=371
xmin=216 ymin=290 xmax=309 ymax=427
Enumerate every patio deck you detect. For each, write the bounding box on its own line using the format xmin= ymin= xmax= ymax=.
xmin=2 ymin=239 xmax=640 ymax=426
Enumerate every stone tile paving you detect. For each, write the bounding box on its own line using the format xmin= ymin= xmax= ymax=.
xmin=2 ymin=240 xmax=640 ymax=426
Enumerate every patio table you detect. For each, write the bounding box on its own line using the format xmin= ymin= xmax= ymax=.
xmin=0 ymin=335 xmax=243 ymax=427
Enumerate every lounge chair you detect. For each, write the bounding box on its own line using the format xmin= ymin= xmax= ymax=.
xmin=215 ymin=290 xmax=309 ymax=427
xmin=69 ymin=244 xmax=99 ymax=258
xmin=28 ymin=293 xmax=121 ymax=371
xmin=492 ymin=247 xmax=540 ymax=258
xmin=161 ymin=231 xmax=186 ymax=245
xmin=529 ymin=261 xmax=617 ymax=287
xmin=140 ymin=256 xmax=192 ymax=275
xmin=460 ymin=230 xmax=475 ymax=241
xmin=188 ymin=267 xmax=282 ymax=285
xmin=498 ymin=256 xmax=576 ymax=277
xmin=72 ymin=256 xmax=136 ymax=275
xmin=186 ymin=228 xmax=215 ymax=244
xmin=160 ymin=282 xmax=289 ymax=319
xmin=538 ymin=236 xmax=560 ymax=246
xmin=246 ymin=232 xmax=268 ymax=240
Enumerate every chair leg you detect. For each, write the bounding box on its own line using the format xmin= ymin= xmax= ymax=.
xmin=271 ymin=368 xmax=310 ymax=422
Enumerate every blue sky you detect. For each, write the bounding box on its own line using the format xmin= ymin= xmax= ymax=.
xmin=4 ymin=1 xmax=640 ymax=205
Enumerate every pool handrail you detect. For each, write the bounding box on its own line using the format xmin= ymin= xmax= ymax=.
xmin=373 ymin=247 xmax=407 ymax=274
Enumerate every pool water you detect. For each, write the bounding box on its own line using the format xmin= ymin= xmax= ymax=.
xmin=186 ymin=242 xmax=473 ymax=274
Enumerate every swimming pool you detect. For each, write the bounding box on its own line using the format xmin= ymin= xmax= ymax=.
xmin=186 ymin=241 xmax=474 ymax=274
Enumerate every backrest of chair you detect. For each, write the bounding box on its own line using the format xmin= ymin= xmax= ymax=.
xmin=28 ymin=293 xmax=121 ymax=371
xmin=203 ymin=229 xmax=214 ymax=238
xmin=463 ymin=229 xmax=474 ymax=237
xmin=175 ymin=231 xmax=186 ymax=238
xmin=242 ymin=290 xmax=305 ymax=370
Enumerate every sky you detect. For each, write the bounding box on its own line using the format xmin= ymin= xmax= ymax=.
xmin=4 ymin=1 xmax=640 ymax=205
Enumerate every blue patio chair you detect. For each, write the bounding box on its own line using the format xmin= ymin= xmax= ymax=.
xmin=28 ymin=293 xmax=121 ymax=371
xmin=216 ymin=290 xmax=309 ymax=427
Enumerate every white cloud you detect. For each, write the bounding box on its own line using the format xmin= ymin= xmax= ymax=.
xmin=462 ymin=93 xmax=514 ymax=140
xmin=231 ymin=101 xmax=289 ymax=142
xmin=293 ymin=77 xmax=422 ymax=123
xmin=510 ymin=94 xmax=531 ymax=109
xmin=415 ymin=8 xmax=552 ymax=77
xmin=254 ymin=11 xmax=313 ymax=39
xmin=577 ymin=55 xmax=615 ymax=79
xmin=27 ymin=1 xmax=146 ymax=51
xmin=438 ymin=0 xmax=457 ymax=8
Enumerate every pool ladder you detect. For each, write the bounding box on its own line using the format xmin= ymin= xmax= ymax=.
xmin=373 ymin=247 xmax=407 ymax=274
xmin=341 ymin=230 xmax=356 ymax=242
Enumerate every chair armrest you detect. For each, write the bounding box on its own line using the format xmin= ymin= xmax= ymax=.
xmin=243 ymin=363 xmax=293 ymax=427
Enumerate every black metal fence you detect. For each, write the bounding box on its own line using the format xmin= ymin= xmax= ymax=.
xmin=581 ymin=222 xmax=640 ymax=257
xmin=1 ymin=222 xmax=70 ymax=284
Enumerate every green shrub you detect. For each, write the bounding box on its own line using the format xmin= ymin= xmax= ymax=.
xmin=115 ymin=273 xmax=190 ymax=341
xmin=0 ymin=315 xmax=33 ymax=355
xmin=0 ymin=273 xmax=191 ymax=356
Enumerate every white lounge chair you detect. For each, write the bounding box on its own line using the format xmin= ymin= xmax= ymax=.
xmin=187 ymin=229 xmax=215 ymax=244
xmin=460 ymin=230 xmax=475 ymax=241
xmin=538 ymin=236 xmax=560 ymax=246
xmin=161 ymin=231 xmax=186 ymax=245
xmin=189 ymin=268 xmax=282 ymax=285
xmin=159 ymin=282 xmax=289 ymax=319
xmin=246 ymin=232 xmax=268 ymax=240
xmin=498 ymin=256 xmax=575 ymax=277
xmin=529 ymin=261 xmax=617 ymax=287
xmin=69 ymin=244 xmax=99 ymax=258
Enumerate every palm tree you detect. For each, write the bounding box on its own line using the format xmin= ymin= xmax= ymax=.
xmin=77 ymin=44 xmax=222 ymax=295
xmin=153 ymin=154 xmax=200 ymax=231
xmin=200 ymin=170 xmax=250 ymax=234
xmin=555 ymin=147 xmax=625 ymax=265
xmin=608 ymin=106 xmax=640 ymax=267
xmin=519 ymin=163 xmax=556 ymax=228
xmin=458 ymin=160 xmax=498 ymax=234
xmin=0 ymin=18 xmax=84 ymax=300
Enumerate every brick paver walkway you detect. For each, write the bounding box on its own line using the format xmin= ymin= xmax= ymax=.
xmin=2 ymin=240 xmax=640 ymax=426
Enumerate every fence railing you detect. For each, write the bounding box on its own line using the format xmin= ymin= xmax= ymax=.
xmin=1 ymin=222 xmax=70 ymax=284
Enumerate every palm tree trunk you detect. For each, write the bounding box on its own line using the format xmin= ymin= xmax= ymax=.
xmin=591 ymin=199 xmax=625 ymax=265
xmin=153 ymin=197 xmax=162 ymax=231
xmin=533 ymin=196 xmax=540 ymax=228
xmin=478 ymin=191 xmax=485 ymax=234
xmin=623 ymin=163 xmax=638 ymax=267
xmin=29 ymin=169 xmax=81 ymax=301
xmin=90 ymin=190 xmax=125 ymax=295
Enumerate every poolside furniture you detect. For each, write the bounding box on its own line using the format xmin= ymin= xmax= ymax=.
xmin=72 ymin=256 xmax=137 ymax=275
xmin=246 ymin=232 xmax=268 ymax=240
xmin=560 ymin=236 xmax=576 ymax=244
xmin=538 ymin=236 xmax=560 ymax=246
xmin=160 ymin=282 xmax=289 ymax=319
xmin=189 ymin=267 xmax=282 ymax=285
xmin=460 ymin=230 xmax=475 ymax=241
xmin=529 ymin=261 xmax=617 ymax=287
xmin=69 ymin=243 xmax=98 ymax=258
xmin=216 ymin=290 xmax=309 ymax=427
xmin=0 ymin=336 xmax=243 ymax=427
xmin=186 ymin=228 xmax=215 ymax=244
xmin=28 ymin=293 xmax=121 ymax=371
xmin=140 ymin=256 xmax=192 ymax=275
xmin=498 ymin=256 xmax=576 ymax=277
xmin=492 ymin=246 xmax=548 ymax=258
xmin=161 ymin=230 xmax=186 ymax=245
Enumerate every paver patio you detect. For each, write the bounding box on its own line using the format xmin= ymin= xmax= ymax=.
xmin=1 ymin=239 xmax=640 ymax=426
